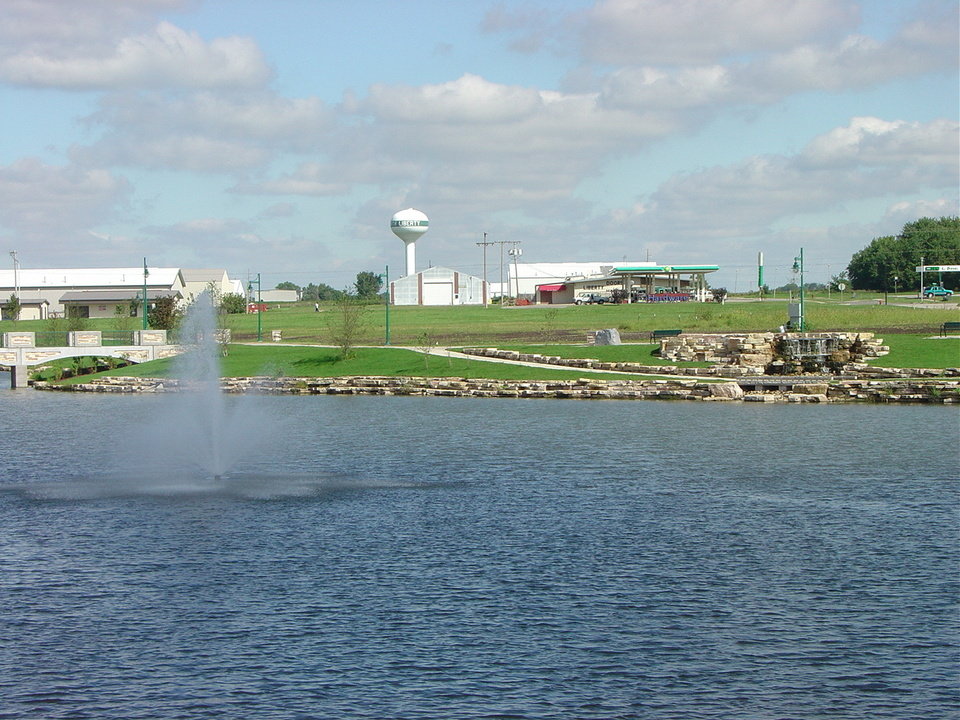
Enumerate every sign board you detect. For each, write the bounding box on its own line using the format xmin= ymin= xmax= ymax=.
xmin=916 ymin=265 xmax=960 ymax=272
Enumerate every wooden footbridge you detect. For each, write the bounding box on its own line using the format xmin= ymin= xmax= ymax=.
xmin=1 ymin=330 xmax=180 ymax=388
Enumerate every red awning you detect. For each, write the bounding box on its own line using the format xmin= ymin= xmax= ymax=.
xmin=538 ymin=284 xmax=566 ymax=292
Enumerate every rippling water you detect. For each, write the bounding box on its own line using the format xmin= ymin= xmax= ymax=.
xmin=1 ymin=383 xmax=958 ymax=719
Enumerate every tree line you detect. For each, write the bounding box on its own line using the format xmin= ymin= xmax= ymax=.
xmin=846 ymin=217 xmax=959 ymax=291
xmin=276 ymin=271 xmax=384 ymax=301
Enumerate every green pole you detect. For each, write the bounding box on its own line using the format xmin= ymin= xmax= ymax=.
xmin=384 ymin=264 xmax=391 ymax=346
xmin=256 ymin=273 xmax=262 ymax=342
xmin=798 ymin=248 xmax=805 ymax=331
xmin=142 ymin=257 xmax=149 ymax=329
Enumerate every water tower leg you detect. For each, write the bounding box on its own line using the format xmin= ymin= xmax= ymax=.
xmin=405 ymin=241 xmax=416 ymax=277
xmin=10 ymin=365 xmax=29 ymax=388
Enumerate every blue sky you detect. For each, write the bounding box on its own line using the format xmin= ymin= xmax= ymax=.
xmin=1 ymin=0 xmax=957 ymax=291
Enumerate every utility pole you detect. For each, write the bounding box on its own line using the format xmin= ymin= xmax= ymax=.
xmin=499 ymin=240 xmax=504 ymax=305
xmin=476 ymin=232 xmax=494 ymax=307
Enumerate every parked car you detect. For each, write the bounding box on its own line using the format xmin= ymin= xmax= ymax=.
xmin=923 ymin=285 xmax=954 ymax=299
xmin=574 ymin=292 xmax=610 ymax=305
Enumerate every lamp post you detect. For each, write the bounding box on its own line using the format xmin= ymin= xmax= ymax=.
xmin=142 ymin=257 xmax=149 ymax=329
xmin=9 ymin=251 xmax=19 ymax=297
xmin=792 ymin=248 xmax=805 ymax=331
xmin=248 ymin=273 xmax=262 ymax=342
xmin=382 ymin=265 xmax=390 ymax=345
xmin=893 ymin=276 xmax=899 ymax=295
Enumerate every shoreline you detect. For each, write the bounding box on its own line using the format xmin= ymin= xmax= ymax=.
xmin=32 ymin=374 xmax=960 ymax=404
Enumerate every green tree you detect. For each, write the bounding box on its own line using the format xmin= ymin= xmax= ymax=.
xmin=302 ymin=283 xmax=343 ymax=301
xmin=148 ymin=295 xmax=182 ymax=331
xmin=354 ymin=271 xmax=383 ymax=299
xmin=112 ymin=302 xmax=135 ymax=335
xmin=328 ymin=292 xmax=368 ymax=360
xmin=847 ymin=217 xmax=960 ymax=291
xmin=829 ymin=271 xmax=849 ymax=292
xmin=220 ymin=293 xmax=247 ymax=314
xmin=276 ymin=281 xmax=301 ymax=292
xmin=2 ymin=293 xmax=21 ymax=321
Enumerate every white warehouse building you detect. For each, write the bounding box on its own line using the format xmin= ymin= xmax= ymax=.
xmin=0 ymin=267 xmax=240 ymax=320
xmin=390 ymin=266 xmax=487 ymax=306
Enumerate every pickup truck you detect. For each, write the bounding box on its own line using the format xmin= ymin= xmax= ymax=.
xmin=574 ymin=292 xmax=611 ymax=305
xmin=923 ymin=285 xmax=954 ymax=299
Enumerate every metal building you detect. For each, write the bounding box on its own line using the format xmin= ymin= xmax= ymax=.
xmin=390 ymin=266 xmax=487 ymax=306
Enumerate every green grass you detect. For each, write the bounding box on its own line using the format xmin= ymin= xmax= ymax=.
xmin=44 ymin=345 xmax=660 ymax=384
xmin=490 ymin=343 xmax=712 ymax=367
xmin=493 ymin=334 xmax=960 ymax=369
xmin=7 ymin=294 xmax=958 ymax=347
xmin=867 ymin=334 xmax=960 ymax=368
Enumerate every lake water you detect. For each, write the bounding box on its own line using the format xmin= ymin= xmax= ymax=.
xmin=1 ymin=377 xmax=958 ymax=719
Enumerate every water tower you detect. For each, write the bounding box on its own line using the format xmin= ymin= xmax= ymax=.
xmin=390 ymin=208 xmax=429 ymax=277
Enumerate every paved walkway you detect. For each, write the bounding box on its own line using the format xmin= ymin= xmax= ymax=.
xmin=236 ymin=341 xmax=727 ymax=382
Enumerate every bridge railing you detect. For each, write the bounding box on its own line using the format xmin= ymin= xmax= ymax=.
xmin=1 ymin=330 xmax=165 ymax=348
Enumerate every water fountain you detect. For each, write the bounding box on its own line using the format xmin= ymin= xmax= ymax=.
xmin=5 ymin=293 xmax=386 ymax=500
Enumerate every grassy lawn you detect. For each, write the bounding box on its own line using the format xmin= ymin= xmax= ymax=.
xmin=9 ymin=295 xmax=960 ymax=383
xmin=4 ymin=293 xmax=958 ymax=347
xmin=868 ymin=334 xmax=960 ymax=368
xmin=490 ymin=343 xmax=712 ymax=367
xmin=499 ymin=335 xmax=959 ymax=369
xmin=38 ymin=345 xmax=660 ymax=384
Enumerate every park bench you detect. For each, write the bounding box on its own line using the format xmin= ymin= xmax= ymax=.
xmin=940 ymin=321 xmax=960 ymax=337
xmin=651 ymin=329 xmax=682 ymax=340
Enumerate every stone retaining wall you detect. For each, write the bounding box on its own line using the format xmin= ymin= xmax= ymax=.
xmin=658 ymin=332 xmax=889 ymax=366
xmin=33 ymin=374 xmax=960 ymax=403
xmin=458 ymin=346 xmax=956 ymax=379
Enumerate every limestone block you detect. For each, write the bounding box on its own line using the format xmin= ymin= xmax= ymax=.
xmin=594 ymin=328 xmax=621 ymax=345
xmin=709 ymin=382 xmax=744 ymax=399
xmin=3 ymin=332 xmax=35 ymax=348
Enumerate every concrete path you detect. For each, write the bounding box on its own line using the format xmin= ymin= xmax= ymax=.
xmin=237 ymin=341 xmax=727 ymax=382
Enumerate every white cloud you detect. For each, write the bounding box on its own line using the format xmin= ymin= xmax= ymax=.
xmin=628 ymin=117 xmax=959 ymax=244
xmin=75 ymin=91 xmax=333 ymax=171
xmin=0 ymin=158 xmax=131 ymax=243
xmin=0 ymin=0 xmax=191 ymax=51
xmin=363 ymin=73 xmax=544 ymax=124
xmin=599 ymin=65 xmax=730 ymax=110
xmin=800 ymin=117 xmax=960 ymax=170
xmin=233 ymin=163 xmax=351 ymax=197
xmin=1 ymin=21 xmax=271 ymax=89
xmin=576 ymin=0 xmax=858 ymax=65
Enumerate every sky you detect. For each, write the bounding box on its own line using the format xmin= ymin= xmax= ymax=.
xmin=1 ymin=0 xmax=957 ymax=292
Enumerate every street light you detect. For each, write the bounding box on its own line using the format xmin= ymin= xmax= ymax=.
xmin=142 ymin=257 xmax=149 ymax=329
xmin=893 ymin=276 xmax=899 ymax=295
xmin=9 ymin=251 xmax=19 ymax=298
xmin=791 ymin=248 xmax=805 ymax=331
xmin=381 ymin=265 xmax=390 ymax=345
xmin=248 ymin=273 xmax=262 ymax=342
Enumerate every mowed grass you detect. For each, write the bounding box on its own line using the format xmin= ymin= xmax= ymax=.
xmin=4 ymin=293 xmax=958 ymax=347
xmin=502 ymin=335 xmax=959 ymax=369
xmin=60 ymin=345 xmax=652 ymax=383
xmin=215 ymin=296 xmax=960 ymax=344
xmin=868 ymin=335 xmax=960 ymax=368
xmin=492 ymin=343 xmax=712 ymax=367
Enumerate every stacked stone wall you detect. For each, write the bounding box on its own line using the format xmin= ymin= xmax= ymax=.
xmin=658 ymin=332 xmax=888 ymax=367
xmin=33 ymin=374 xmax=960 ymax=403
